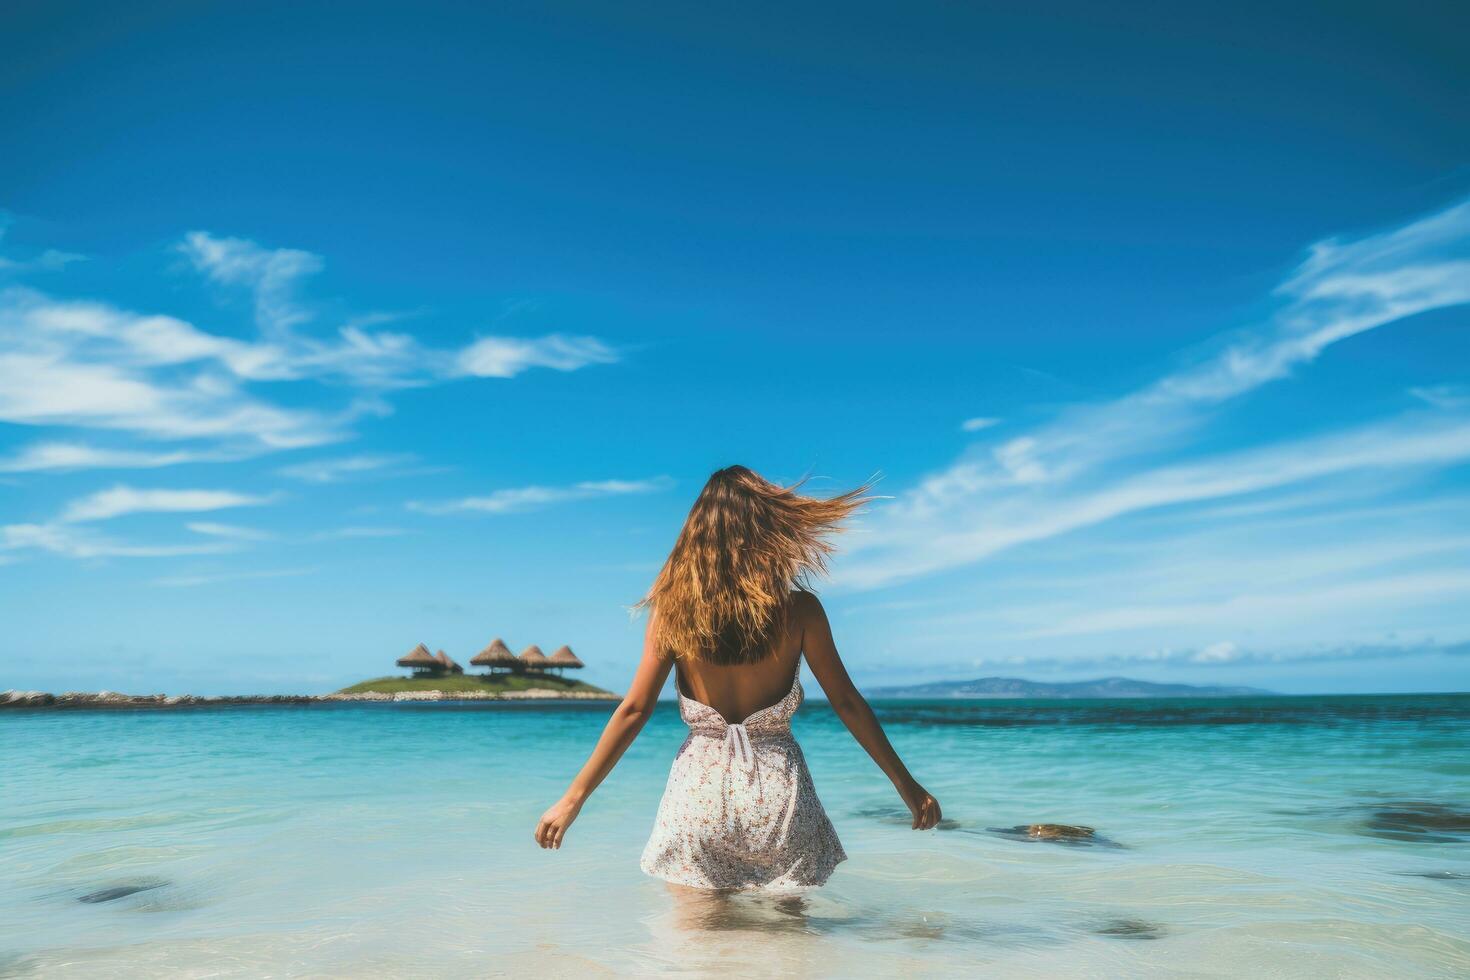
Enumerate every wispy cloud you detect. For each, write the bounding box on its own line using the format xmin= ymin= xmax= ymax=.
xmin=179 ymin=231 xmax=322 ymax=336
xmin=0 ymin=522 xmax=236 ymax=560
xmin=960 ymin=416 xmax=1000 ymax=432
xmin=308 ymin=526 xmax=407 ymax=540
xmin=1 ymin=471 xmax=268 ymax=558
xmin=0 ymin=484 xmax=372 ymax=560
xmin=151 ymin=566 xmax=317 ymax=588
xmin=0 ymin=287 xmax=357 ymax=448
xmin=276 ymin=453 xmax=416 ymax=484
xmin=839 ymin=198 xmax=1470 ymax=589
xmin=881 ymin=502 xmax=1470 ymax=673
xmin=455 ymin=334 xmax=618 ymax=378
xmin=956 ymin=638 xmax=1470 ymax=673
xmin=1410 ymin=384 xmax=1470 ymax=410
xmin=0 ymin=217 xmax=86 ymax=273
xmin=408 ymin=477 xmax=672 ymax=516
xmin=1013 ymin=569 xmax=1470 ymax=640
xmin=178 ymin=231 xmax=620 ymax=387
xmin=186 ymin=521 xmax=275 ymax=541
xmin=0 ymin=248 xmax=86 ymax=274
xmin=60 ymin=485 xmax=276 ymax=523
xmin=0 ymin=441 xmax=238 ymax=473
xmin=0 ymin=230 xmax=621 ymax=460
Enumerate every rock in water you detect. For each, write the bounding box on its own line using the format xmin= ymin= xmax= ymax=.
xmin=1026 ymin=823 xmax=1096 ymax=841
xmin=1362 ymin=802 xmax=1470 ymax=843
xmin=1094 ymin=918 xmax=1165 ymax=940
xmin=985 ymin=823 xmax=1121 ymax=847
xmin=77 ymin=880 xmax=167 ymax=904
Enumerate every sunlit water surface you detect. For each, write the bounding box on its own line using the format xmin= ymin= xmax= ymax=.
xmin=3 ymin=694 xmax=1468 ymax=977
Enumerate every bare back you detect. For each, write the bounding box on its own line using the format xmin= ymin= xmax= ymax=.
xmin=671 ymin=592 xmax=808 ymax=724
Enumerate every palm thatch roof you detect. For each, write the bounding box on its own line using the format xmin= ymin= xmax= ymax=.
xmin=435 ymin=650 xmax=463 ymax=673
xmin=396 ymin=643 xmax=438 ymax=668
xmin=518 ymin=644 xmax=551 ymax=668
xmin=471 ymin=637 xmax=519 ymax=667
xmin=547 ymin=645 xmax=584 ymax=669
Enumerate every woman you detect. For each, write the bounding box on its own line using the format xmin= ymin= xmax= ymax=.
xmin=535 ymin=466 xmax=941 ymax=890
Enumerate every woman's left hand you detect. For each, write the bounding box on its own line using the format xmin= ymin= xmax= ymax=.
xmin=534 ymin=794 xmax=583 ymax=850
xmin=901 ymin=782 xmax=943 ymax=830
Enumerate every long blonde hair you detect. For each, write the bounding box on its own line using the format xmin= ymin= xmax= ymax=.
xmin=637 ymin=466 xmax=873 ymax=664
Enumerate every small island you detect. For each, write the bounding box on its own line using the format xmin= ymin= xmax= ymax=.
xmin=2 ymin=637 xmax=619 ymax=709
xmin=336 ymin=639 xmax=617 ymax=701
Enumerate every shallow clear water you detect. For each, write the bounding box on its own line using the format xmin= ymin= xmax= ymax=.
xmin=3 ymin=694 xmax=1468 ymax=977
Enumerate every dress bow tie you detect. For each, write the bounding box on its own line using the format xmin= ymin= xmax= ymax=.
xmin=724 ymin=722 xmax=755 ymax=772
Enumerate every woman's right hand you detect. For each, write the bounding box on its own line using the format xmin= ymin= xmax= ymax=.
xmin=534 ymin=793 xmax=584 ymax=850
xmin=902 ymin=782 xmax=942 ymax=830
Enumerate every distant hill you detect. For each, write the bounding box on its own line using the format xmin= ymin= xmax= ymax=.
xmin=866 ymin=676 xmax=1273 ymax=699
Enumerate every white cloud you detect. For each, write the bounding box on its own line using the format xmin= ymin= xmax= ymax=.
xmin=0 ymin=248 xmax=87 ymax=274
xmin=839 ymin=198 xmax=1470 ymax=588
xmin=0 ymin=287 xmax=347 ymax=447
xmin=1016 ymin=570 xmax=1470 ymax=640
xmin=0 ymin=484 xmax=276 ymax=559
xmin=954 ymin=639 xmax=1470 ymax=674
xmin=0 ymin=441 xmax=224 ymax=473
xmin=1161 ymin=199 xmax=1470 ymax=403
xmin=309 ymin=526 xmax=407 ymax=540
xmin=186 ymin=521 xmax=274 ymax=540
xmin=960 ymin=416 xmax=1000 ymax=432
xmin=1192 ymin=641 xmax=1240 ymax=664
xmin=151 ymin=566 xmax=317 ymax=588
xmin=60 ymin=485 xmax=275 ymax=523
xmin=9 ymin=288 xmax=289 ymax=377
xmin=0 ymin=230 xmax=621 ymax=465
xmin=992 ymin=436 xmax=1046 ymax=483
xmin=844 ymin=413 xmax=1470 ymax=588
xmin=1410 ymin=384 xmax=1470 ymax=410
xmin=455 ymin=334 xmax=618 ymax=378
xmin=179 ymin=231 xmax=322 ymax=336
xmin=276 ymin=453 xmax=414 ymax=483
xmin=0 ymin=522 xmax=236 ymax=559
xmin=408 ymin=477 xmax=670 ymax=516
xmin=179 ymin=231 xmax=620 ymax=386
xmin=0 ymin=217 xmax=87 ymax=273
xmin=882 ymin=509 xmax=1470 ymax=677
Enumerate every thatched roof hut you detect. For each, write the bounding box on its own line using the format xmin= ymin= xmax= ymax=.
xmin=518 ymin=644 xmax=551 ymax=670
xmin=548 ymin=645 xmax=584 ymax=669
xmin=435 ymin=650 xmax=464 ymax=674
xmin=396 ymin=643 xmax=439 ymax=672
xmin=471 ymin=637 xmax=519 ymax=670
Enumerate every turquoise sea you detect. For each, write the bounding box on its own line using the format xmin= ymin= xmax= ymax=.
xmin=3 ymin=693 xmax=1468 ymax=977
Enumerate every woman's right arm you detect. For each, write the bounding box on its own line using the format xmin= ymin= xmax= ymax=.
xmin=534 ymin=617 xmax=673 ymax=850
xmin=798 ymin=592 xmax=942 ymax=830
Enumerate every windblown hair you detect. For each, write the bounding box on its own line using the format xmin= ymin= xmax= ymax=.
xmin=637 ymin=466 xmax=874 ymax=664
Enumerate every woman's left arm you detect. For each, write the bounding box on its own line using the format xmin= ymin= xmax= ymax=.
xmin=534 ymin=620 xmax=673 ymax=850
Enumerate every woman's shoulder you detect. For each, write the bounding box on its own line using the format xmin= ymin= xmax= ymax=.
xmin=788 ymin=589 xmax=825 ymax=621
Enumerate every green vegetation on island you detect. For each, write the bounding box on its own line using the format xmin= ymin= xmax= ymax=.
xmin=337 ymin=674 xmax=612 ymax=696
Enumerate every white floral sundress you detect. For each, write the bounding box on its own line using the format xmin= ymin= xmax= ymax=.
xmin=639 ymin=663 xmax=847 ymax=890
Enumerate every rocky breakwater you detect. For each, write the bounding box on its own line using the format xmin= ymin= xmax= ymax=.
xmin=4 ymin=690 xmax=323 ymax=709
xmin=2 ymin=688 xmax=619 ymax=709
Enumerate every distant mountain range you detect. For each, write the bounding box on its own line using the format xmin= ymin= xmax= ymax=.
xmin=866 ymin=676 xmax=1274 ymax=699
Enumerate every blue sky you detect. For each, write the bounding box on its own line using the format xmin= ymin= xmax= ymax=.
xmin=1 ymin=1 xmax=1467 ymax=695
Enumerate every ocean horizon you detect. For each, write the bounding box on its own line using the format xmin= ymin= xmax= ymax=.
xmin=4 ymin=692 xmax=1467 ymax=977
